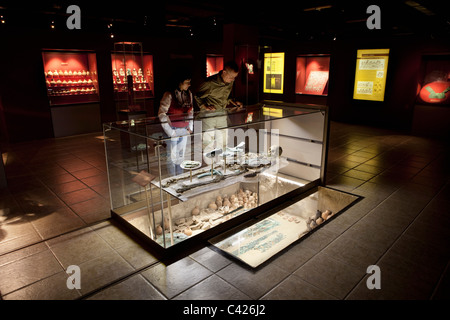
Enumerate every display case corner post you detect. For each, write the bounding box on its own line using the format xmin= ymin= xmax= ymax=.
xmin=321 ymin=105 xmax=330 ymax=186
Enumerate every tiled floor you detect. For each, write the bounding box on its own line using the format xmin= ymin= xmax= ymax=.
xmin=0 ymin=121 xmax=449 ymax=300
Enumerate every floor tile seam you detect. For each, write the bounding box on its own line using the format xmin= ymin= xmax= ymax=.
xmin=47 ymin=223 xmax=138 ymax=269
xmin=76 ymin=258 xmax=162 ymax=300
xmin=52 ymin=183 xmax=108 ymax=213
xmin=18 ymin=174 xmax=87 ymax=215
xmin=0 ymin=267 xmax=78 ymax=299
xmin=340 ymin=170 xmax=381 ymax=182
xmin=430 ymin=260 xmax=450 ymax=300
xmin=169 ymin=273 xmax=250 ymax=300
xmin=45 ymin=223 xmax=137 ymax=274
xmin=0 ymin=217 xmax=110 ymax=259
xmin=342 ymin=187 xmax=446 ymax=300
xmin=347 ymin=152 xmax=378 ymax=162
xmin=280 ymin=228 xmax=368 ymax=296
xmin=137 ymin=258 xmax=219 ymax=301
xmin=189 ymin=255 xmax=232 ymax=275
xmin=46 ymin=229 xmax=125 ymax=269
xmin=0 ymin=241 xmax=69 ymax=296
xmin=286 ymin=184 xmax=403 ymax=279
xmin=87 ymin=223 xmax=150 ymax=273
xmin=136 ymin=265 xmax=172 ymax=300
xmin=212 ymin=268 xmax=288 ymax=301
xmin=287 ymin=269 xmax=346 ymax=300
xmin=254 ymin=271 xmax=292 ymax=300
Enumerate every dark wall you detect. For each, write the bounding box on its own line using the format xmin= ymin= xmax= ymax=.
xmin=0 ymin=27 xmax=222 ymax=143
xmin=259 ymin=34 xmax=450 ymax=132
xmin=1 ymin=20 xmax=449 ymax=143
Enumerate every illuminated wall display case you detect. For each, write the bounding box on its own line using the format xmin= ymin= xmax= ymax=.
xmin=111 ymin=42 xmax=154 ymax=114
xmin=353 ymin=49 xmax=390 ymax=102
xmin=103 ymin=101 xmax=360 ymax=265
xmin=416 ymin=54 xmax=450 ymax=105
xmin=236 ymin=45 xmax=260 ymax=106
xmin=412 ymin=54 xmax=450 ymax=138
xmin=295 ymin=54 xmax=330 ymax=96
xmin=263 ymin=52 xmax=285 ymax=94
xmin=42 ymin=50 xmax=100 ymax=106
xmin=206 ymin=54 xmax=223 ymax=77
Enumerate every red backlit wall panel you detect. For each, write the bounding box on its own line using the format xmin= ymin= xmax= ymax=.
xmin=296 ymin=55 xmax=330 ymax=96
xmin=206 ymin=55 xmax=223 ymax=77
xmin=42 ymin=51 xmax=100 ymax=106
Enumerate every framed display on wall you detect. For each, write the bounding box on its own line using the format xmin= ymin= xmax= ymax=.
xmin=42 ymin=50 xmax=100 ymax=106
xmin=111 ymin=42 xmax=154 ymax=113
xmin=236 ymin=44 xmax=259 ymax=106
xmin=416 ymin=54 xmax=450 ymax=105
xmin=295 ymin=54 xmax=330 ymax=96
xmin=353 ymin=49 xmax=390 ymax=102
xmin=263 ymin=52 xmax=285 ymax=94
xmin=206 ymin=54 xmax=223 ymax=77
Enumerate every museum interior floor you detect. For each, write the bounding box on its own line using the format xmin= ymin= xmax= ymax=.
xmin=0 ymin=121 xmax=449 ymax=300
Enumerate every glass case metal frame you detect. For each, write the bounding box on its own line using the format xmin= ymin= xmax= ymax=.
xmin=103 ymin=101 xmax=330 ymax=257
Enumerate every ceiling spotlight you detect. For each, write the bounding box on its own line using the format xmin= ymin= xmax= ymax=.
xmin=50 ymin=20 xmax=55 ymax=29
xmin=304 ymin=5 xmax=333 ymax=12
xmin=110 ymin=33 xmax=115 ymax=38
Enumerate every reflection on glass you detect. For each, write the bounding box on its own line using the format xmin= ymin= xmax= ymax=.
xmin=209 ymin=187 xmax=359 ymax=268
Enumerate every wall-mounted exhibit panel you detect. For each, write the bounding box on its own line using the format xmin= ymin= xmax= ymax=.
xmin=416 ymin=54 xmax=450 ymax=105
xmin=206 ymin=55 xmax=223 ymax=78
xmin=353 ymin=49 xmax=390 ymax=102
xmin=296 ymin=55 xmax=330 ymax=96
xmin=103 ymin=101 xmax=329 ymax=256
xmin=42 ymin=50 xmax=100 ymax=106
xmin=112 ymin=42 xmax=154 ymax=114
xmin=263 ymin=52 xmax=285 ymax=94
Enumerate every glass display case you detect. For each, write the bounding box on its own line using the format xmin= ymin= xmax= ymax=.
xmin=416 ymin=54 xmax=450 ymax=105
xmin=42 ymin=50 xmax=100 ymax=106
xmin=111 ymin=42 xmax=154 ymax=113
xmin=103 ymin=101 xmax=331 ymax=255
xmin=206 ymin=54 xmax=223 ymax=77
xmin=236 ymin=45 xmax=260 ymax=106
xmin=210 ymin=186 xmax=359 ymax=268
xmin=295 ymin=54 xmax=330 ymax=96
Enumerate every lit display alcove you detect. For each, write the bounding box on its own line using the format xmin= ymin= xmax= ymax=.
xmin=42 ymin=50 xmax=100 ymax=106
xmin=295 ymin=54 xmax=330 ymax=96
xmin=416 ymin=54 xmax=450 ymax=105
xmin=111 ymin=42 xmax=154 ymax=114
xmin=206 ymin=54 xmax=223 ymax=78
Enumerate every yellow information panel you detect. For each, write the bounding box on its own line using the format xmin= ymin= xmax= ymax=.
xmin=353 ymin=49 xmax=390 ymax=101
xmin=263 ymin=52 xmax=285 ymax=94
xmin=262 ymin=107 xmax=283 ymax=117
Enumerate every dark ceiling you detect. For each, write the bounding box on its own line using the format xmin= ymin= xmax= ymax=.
xmin=1 ymin=0 xmax=449 ymax=41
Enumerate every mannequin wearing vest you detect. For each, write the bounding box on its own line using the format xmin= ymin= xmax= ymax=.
xmin=158 ymin=79 xmax=193 ymax=176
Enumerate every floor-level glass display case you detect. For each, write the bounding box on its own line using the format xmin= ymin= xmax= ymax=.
xmin=103 ymin=101 xmax=354 ymax=261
